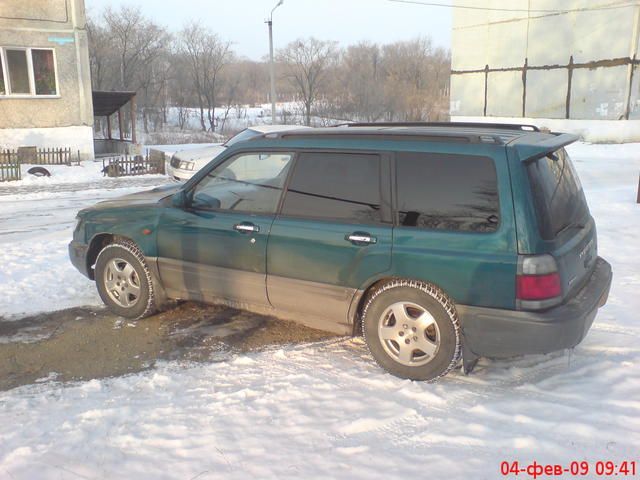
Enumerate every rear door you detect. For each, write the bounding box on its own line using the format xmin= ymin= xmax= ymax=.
xmin=266 ymin=151 xmax=393 ymax=332
xmin=391 ymin=150 xmax=518 ymax=309
xmin=525 ymin=147 xmax=597 ymax=299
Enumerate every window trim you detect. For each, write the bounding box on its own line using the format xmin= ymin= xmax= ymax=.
xmin=0 ymin=46 xmax=60 ymax=98
xmin=277 ymin=149 xmax=391 ymax=226
xmin=392 ymin=151 xmax=502 ymax=235
xmin=186 ymin=150 xmax=296 ymax=216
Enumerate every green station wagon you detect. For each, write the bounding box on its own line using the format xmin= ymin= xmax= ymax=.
xmin=69 ymin=123 xmax=612 ymax=381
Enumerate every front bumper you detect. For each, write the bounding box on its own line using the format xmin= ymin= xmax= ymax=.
xmin=166 ymin=165 xmax=194 ymax=182
xmin=458 ymin=257 xmax=612 ymax=358
xmin=69 ymin=240 xmax=90 ymax=278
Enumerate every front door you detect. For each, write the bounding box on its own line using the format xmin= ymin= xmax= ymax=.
xmin=157 ymin=151 xmax=294 ymax=305
xmin=266 ymin=151 xmax=393 ymax=332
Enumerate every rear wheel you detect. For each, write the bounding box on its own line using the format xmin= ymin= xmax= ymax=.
xmin=362 ymin=279 xmax=461 ymax=381
xmin=94 ymin=239 xmax=156 ymax=319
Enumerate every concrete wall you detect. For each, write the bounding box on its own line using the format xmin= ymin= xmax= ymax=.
xmin=451 ymin=0 xmax=640 ymax=131
xmin=0 ymin=0 xmax=94 ymax=158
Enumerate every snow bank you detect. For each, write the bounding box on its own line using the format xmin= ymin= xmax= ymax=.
xmin=2 ymin=161 xmax=166 ymax=188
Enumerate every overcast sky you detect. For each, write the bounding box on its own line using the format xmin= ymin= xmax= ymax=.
xmin=84 ymin=0 xmax=452 ymax=60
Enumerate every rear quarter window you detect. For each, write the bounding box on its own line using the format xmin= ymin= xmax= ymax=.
xmin=395 ymin=152 xmax=500 ymax=233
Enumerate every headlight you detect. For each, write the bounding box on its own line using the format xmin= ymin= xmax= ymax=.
xmin=170 ymin=156 xmax=195 ymax=171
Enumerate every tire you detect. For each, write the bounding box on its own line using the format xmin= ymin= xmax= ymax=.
xmin=27 ymin=166 xmax=51 ymax=177
xmin=94 ymin=239 xmax=156 ymax=319
xmin=362 ymin=279 xmax=461 ymax=381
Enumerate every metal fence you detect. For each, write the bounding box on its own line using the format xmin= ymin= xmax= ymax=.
xmin=452 ymin=55 xmax=640 ymax=120
xmin=0 ymin=150 xmax=21 ymax=182
xmin=102 ymin=154 xmax=165 ymax=177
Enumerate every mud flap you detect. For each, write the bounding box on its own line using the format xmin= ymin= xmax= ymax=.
xmin=461 ymin=337 xmax=479 ymax=375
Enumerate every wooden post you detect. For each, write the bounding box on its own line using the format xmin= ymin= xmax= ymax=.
xmin=118 ymin=108 xmax=124 ymax=141
xmin=107 ymin=114 xmax=112 ymax=140
xmin=130 ymin=95 xmax=137 ymax=144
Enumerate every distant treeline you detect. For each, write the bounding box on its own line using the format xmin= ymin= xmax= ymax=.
xmin=88 ymin=6 xmax=451 ymax=134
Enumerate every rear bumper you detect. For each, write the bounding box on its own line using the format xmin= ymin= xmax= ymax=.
xmin=69 ymin=240 xmax=90 ymax=278
xmin=458 ymin=257 xmax=612 ymax=358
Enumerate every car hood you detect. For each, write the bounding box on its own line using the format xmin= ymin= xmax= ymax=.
xmin=173 ymin=144 xmax=226 ymax=164
xmin=86 ymin=184 xmax=181 ymax=212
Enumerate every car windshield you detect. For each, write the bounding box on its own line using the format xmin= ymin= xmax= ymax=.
xmin=223 ymin=128 xmax=261 ymax=147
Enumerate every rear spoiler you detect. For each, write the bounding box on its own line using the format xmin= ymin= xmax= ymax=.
xmin=515 ymin=132 xmax=580 ymax=163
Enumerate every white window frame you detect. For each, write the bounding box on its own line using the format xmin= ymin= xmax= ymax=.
xmin=0 ymin=47 xmax=60 ymax=98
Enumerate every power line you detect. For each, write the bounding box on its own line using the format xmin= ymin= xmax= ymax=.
xmin=388 ymin=0 xmax=640 ymax=14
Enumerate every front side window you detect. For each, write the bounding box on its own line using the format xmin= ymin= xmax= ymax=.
xmin=281 ymin=152 xmax=382 ymax=224
xmin=190 ymin=152 xmax=294 ymax=214
xmin=396 ymin=152 xmax=500 ymax=233
xmin=0 ymin=47 xmax=58 ymax=96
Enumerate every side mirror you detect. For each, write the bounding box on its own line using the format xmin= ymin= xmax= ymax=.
xmin=172 ymin=190 xmax=188 ymax=209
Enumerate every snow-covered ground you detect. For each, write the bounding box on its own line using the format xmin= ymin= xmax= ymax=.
xmin=0 ymin=161 xmax=169 ymax=318
xmin=0 ymin=143 xmax=639 ymax=479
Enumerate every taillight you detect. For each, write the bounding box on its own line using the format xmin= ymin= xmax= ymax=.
xmin=516 ymin=254 xmax=562 ymax=309
xmin=516 ymin=273 xmax=561 ymax=300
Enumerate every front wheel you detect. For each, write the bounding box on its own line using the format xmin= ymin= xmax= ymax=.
xmin=94 ymin=239 xmax=156 ymax=319
xmin=362 ymin=279 xmax=461 ymax=381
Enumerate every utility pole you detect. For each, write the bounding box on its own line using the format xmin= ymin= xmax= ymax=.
xmin=267 ymin=0 xmax=283 ymax=125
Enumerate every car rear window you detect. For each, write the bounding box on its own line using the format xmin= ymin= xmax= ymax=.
xmin=396 ymin=152 xmax=500 ymax=233
xmin=526 ymin=148 xmax=589 ymax=240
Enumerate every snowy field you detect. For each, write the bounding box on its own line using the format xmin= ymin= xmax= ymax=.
xmin=164 ymin=102 xmax=340 ymax=134
xmin=0 ymin=143 xmax=639 ymax=479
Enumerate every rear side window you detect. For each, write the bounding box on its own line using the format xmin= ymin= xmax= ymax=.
xmin=281 ymin=152 xmax=382 ymax=224
xmin=396 ymin=152 xmax=500 ymax=233
xmin=527 ymin=148 xmax=589 ymax=240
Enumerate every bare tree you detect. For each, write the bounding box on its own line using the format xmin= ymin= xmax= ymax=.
xmin=87 ymin=19 xmax=114 ymax=91
xmin=381 ymin=37 xmax=449 ymax=121
xmin=278 ymin=38 xmax=338 ymax=126
xmin=339 ymin=42 xmax=385 ymax=121
xmin=178 ymin=22 xmax=234 ymax=132
xmin=102 ymin=6 xmax=169 ymax=91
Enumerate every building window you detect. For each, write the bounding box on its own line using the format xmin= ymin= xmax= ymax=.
xmin=32 ymin=49 xmax=57 ymax=95
xmin=0 ymin=54 xmax=5 ymax=95
xmin=6 ymin=49 xmax=30 ymax=94
xmin=0 ymin=47 xmax=58 ymax=97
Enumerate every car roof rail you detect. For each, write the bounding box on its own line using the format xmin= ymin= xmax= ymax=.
xmin=336 ymin=121 xmax=540 ymax=132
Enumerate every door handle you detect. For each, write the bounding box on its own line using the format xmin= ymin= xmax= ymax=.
xmin=234 ymin=222 xmax=260 ymax=234
xmin=346 ymin=232 xmax=377 ymax=245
